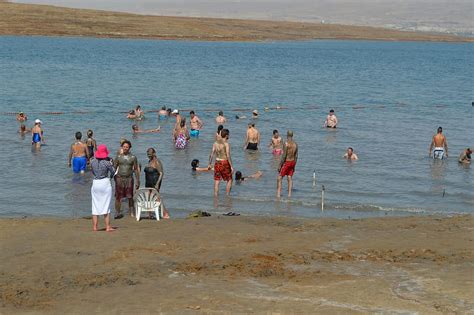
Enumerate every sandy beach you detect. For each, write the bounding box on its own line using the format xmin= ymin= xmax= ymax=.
xmin=0 ymin=1 xmax=472 ymax=42
xmin=1 ymin=214 xmax=472 ymax=313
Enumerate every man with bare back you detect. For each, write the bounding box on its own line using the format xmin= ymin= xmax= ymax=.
xmin=277 ymin=130 xmax=298 ymax=198
xmin=68 ymin=131 xmax=89 ymax=174
xmin=209 ymin=129 xmax=234 ymax=196
xmin=429 ymin=126 xmax=448 ymax=159
xmin=244 ymin=123 xmax=260 ymax=151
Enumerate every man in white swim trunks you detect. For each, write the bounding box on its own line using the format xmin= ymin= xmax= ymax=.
xmin=429 ymin=126 xmax=448 ymax=159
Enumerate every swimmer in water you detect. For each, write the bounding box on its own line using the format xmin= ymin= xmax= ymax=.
xmin=252 ymin=110 xmax=259 ymax=119
xmin=215 ymin=111 xmax=227 ymax=124
xmin=269 ymin=129 xmax=283 ymax=155
xmin=215 ymin=125 xmax=224 ymax=141
xmin=68 ymin=131 xmax=90 ymax=174
xmin=134 ymin=105 xmax=144 ymax=119
xmin=86 ymin=129 xmax=97 ymax=159
xmin=343 ymin=147 xmax=359 ymax=160
xmin=429 ymin=126 xmax=448 ymax=159
xmin=323 ymin=109 xmax=338 ymax=128
xmin=18 ymin=124 xmax=31 ymax=134
xmin=458 ymin=148 xmax=472 ymax=164
xmin=235 ymin=170 xmax=263 ymax=183
xmin=132 ymin=124 xmax=160 ymax=134
xmin=158 ymin=106 xmax=168 ymax=120
xmin=127 ymin=110 xmax=136 ymax=119
xmin=31 ymin=119 xmax=44 ymax=150
xmin=189 ymin=110 xmax=203 ymax=137
xmin=191 ymin=159 xmax=212 ymax=172
xmin=244 ymin=123 xmax=260 ymax=151
xmin=16 ymin=112 xmax=27 ymax=122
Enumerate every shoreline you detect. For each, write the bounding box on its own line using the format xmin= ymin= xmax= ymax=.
xmin=1 ymin=2 xmax=472 ymax=43
xmin=1 ymin=214 xmax=472 ymax=313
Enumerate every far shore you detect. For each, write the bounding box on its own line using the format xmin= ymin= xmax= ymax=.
xmin=1 ymin=214 xmax=472 ymax=313
xmin=0 ymin=1 xmax=472 ymax=43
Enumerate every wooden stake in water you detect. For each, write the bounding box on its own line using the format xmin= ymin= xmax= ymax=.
xmin=312 ymin=170 xmax=316 ymax=188
xmin=321 ymin=185 xmax=325 ymax=212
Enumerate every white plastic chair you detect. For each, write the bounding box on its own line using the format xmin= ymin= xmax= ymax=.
xmin=134 ymin=188 xmax=163 ymax=221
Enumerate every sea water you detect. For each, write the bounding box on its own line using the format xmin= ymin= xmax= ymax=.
xmin=0 ymin=37 xmax=472 ymax=218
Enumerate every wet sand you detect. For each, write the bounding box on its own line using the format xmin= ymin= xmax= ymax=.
xmin=1 ymin=1 xmax=472 ymax=42
xmin=0 ymin=214 xmax=472 ymax=313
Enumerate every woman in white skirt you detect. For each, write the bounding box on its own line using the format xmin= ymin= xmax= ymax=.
xmin=90 ymin=144 xmax=116 ymax=232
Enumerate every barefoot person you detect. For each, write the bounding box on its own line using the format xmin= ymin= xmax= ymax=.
xmin=269 ymin=129 xmax=283 ymax=155
xmin=132 ymin=124 xmax=161 ymax=134
xmin=31 ymin=119 xmax=44 ymax=150
xmin=277 ymin=130 xmax=298 ymax=198
xmin=209 ymin=129 xmax=234 ymax=196
xmin=144 ymin=148 xmax=170 ymax=218
xmin=458 ymin=148 xmax=472 ymax=164
xmin=429 ymin=126 xmax=449 ymax=159
xmin=86 ymin=129 xmax=97 ymax=160
xmin=244 ymin=123 xmax=260 ymax=151
xmin=344 ymin=147 xmax=359 ymax=160
xmin=215 ymin=111 xmax=227 ymax=124
xmin=90 ymin=144 xmax=116 ymax=232
xmin=324 ymin=109 xmax=338 ymax=128
xmin=68 ymin=131 xmax=90 ymax=174
xmin=189 ymin=110 xmax=203 ymax=137
xmin=114 ymin=140 xmax=140 ymax=219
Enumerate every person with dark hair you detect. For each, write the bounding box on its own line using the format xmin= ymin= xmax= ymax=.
xmin=277 ymin=130 xmax=298 ymax=198
xmin=458 ymin=148 xmax=472 ymax=164
xmin=209 ymin=128 xmax=234 ymax=196
xmin=429 ymin=126 xmax=448 ymax=159
xmin=216 ymin=125 xmax=224 ymax=140
xmin=216 ymin=111 xmax=227 ymax=124
xmin=244 ymin=123 xmax=260 ymax=151
xmin=174 ymin=119 xmax=190 ymax=149
xmin=189 ymin=110 xmax=203 ymax=137
xmin=344 ymin=147 xmax=359 ymax=160
xmin=16 ymin=112 xmax=27 ymax=122
xmin=90 ymin=144 xmax=115 ymax=232
xmin=86 ymin=129 xmax=97 ymax=159
xmin=235 ymin=170 xmax=263 ymax=182
xmin=269 ymin=129 xmax=283 ymax=155
xmin=135 ymin=105 xmax=144 ymax=119
xmin=144 ymin=148 xmax=170 ymax=219
xmin=127 ymin=110 xmax=137 ymax=119
xmin=131 ymin=124 xmax=160 ymax=134
xmin=68 ymin=131 xmax=89 ymax=174
xmin=114 ymin=140 xmax=140 ymax=219
xmin=31 ymin=119 xmax=44 ymax=150
xmin=158 ymin=106 xmax=168 ymax=120
xmin=324 ymin=109 xmax=338 ymax=128
xmin=191 ymin=159 xmax=212 ymax=172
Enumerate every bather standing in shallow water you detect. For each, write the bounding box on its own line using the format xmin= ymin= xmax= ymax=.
xmin=31 ymin=119 xmax=44 ymax=150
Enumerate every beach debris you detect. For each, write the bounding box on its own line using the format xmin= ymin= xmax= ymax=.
xmin=321 ymin=185 xmax=325 ymax=212
xmin=187 ymin=210 xmax=211 ymax=218
xmin=312 ymin=170 xmax=316 ymax=188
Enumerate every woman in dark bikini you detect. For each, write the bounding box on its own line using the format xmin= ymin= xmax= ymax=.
xmin=144 ymin=148 xmax=169 ymax=218
xmin=86 ymin=129 xmax=97 ymax=159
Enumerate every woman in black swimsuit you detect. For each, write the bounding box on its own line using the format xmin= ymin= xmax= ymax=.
xmin=144 ymin=148 xmax=169 ymax=218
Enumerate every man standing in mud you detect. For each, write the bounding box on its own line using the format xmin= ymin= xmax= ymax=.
xmin=114 ymin=140 xmax=140 ymax=219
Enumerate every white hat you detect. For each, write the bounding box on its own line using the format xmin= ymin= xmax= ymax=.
xmin=35 ymin=119 xmax=42 ymax=124
xmin=171 ymin=109 xmax=179 ymax=114
xmin=252 ymin=110 xmax=259 ymax=115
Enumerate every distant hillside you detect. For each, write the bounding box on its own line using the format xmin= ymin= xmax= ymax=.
xmin=0 ymin=2 xmax=471 ymax=42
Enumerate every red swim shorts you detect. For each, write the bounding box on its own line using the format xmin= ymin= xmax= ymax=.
xmin=214 ymin=160 xmax=232 ymax=181
xmin=279 ymin=160 xmax=296 ymax=177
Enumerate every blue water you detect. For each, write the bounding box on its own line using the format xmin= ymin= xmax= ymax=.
xmin=0 ymin=36 xmax=472 ymax=219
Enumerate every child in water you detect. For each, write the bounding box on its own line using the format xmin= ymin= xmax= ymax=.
xmin=269 ymin=129 xmax=282 ymax=155
xmin=191 ymin=159 xmax=212 ymax=172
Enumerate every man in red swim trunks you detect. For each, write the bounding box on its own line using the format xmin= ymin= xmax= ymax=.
xmin=209 ymin=129 xmax=234 ymax=196
xmin=277 ymin=130 xmax=298 ymax=198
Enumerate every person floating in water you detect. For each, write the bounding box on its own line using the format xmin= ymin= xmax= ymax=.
xmin=16 ymin=112 xmax=27 ymax=122
xmin=191 ymin=159 xmax=212 ymax=172
xmin=68 ymin=131 xmax=90 ymax=174
xmin=277 ymin=130 xmax=298 ymax=198
xmin=158 ymin=106 xmax=168 ymax=120
xmin=189 ymin=110 xmax=203 ymax=137
xmin=132 ymin=124 xmax=160 ymax=134
xmin=252 ymin=110 xmax=259 ymax=119
xmin=429 ymin=126 xmax=448 ymax=159
xmin=134 ymin=105 xmax=144 ymax=119
xmin=244 ymin=123 xmax=260 ymax=151
xmin=215 ymin=111 xmax=227 ymax=124
xmin=458 ymin=148 xmax=472 ymax=164
xmin=324 ymin=109 xmax=338 ymax=128
xmin=269 ymin=129 xmax=283 ymax=155
xmin=18 ymin=124 xmax=30 ymax=135
xmin=144 ymin=147 xmax=170 ymax=219
xmin=235 ymin=170 xmax=263 ymax=183
xmin=209 ymin=128 xmax=234 ymax=196
xmin=31 ymin=119 xmax=44 ymax=150
xmin=114 ymin=140 xmax=140 ymax=219
xmin=344 ymin=147 xmax=359 ymax=160
xmin=86 ymin=129 xmax=97 ymax=159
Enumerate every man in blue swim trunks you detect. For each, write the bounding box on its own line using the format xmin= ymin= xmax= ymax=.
xmin=68 ymin=131 xmax=90 ymax=174
xmin=189 ymin=110 xmax=203 ymax=137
